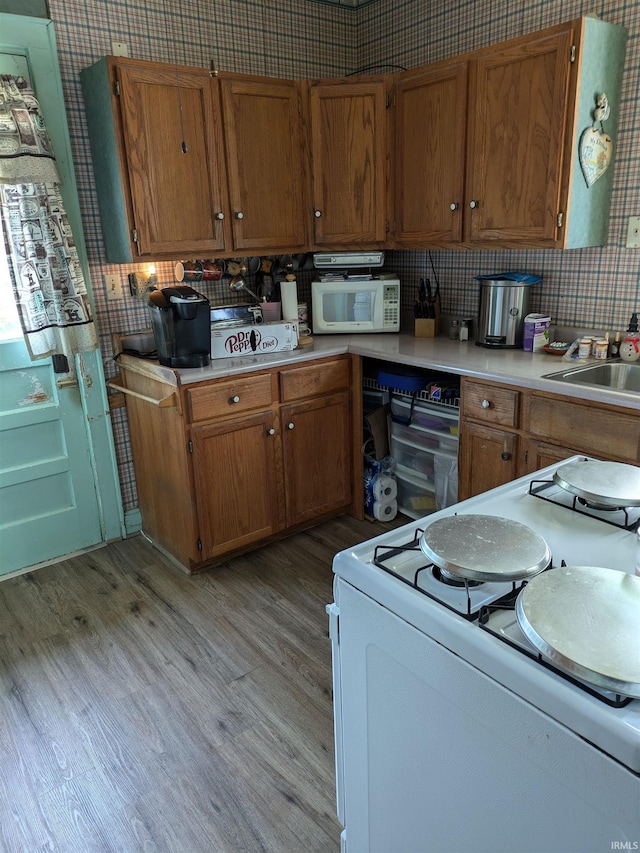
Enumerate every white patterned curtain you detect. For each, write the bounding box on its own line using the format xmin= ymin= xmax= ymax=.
xmin=0 ymin=75 xmax=97 ymax=361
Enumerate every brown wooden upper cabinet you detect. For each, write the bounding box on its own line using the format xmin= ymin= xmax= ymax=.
xmin=306 ymin=78 xmax=389 ymax=249
xmin=81 ymin=57 xmax=230 ymax=262
xmin=81 ymin=59 xmax=307 ymax=262
xmin=219 ymin=74 xmax=307 ymax=253
xmin=394 ymin=17 xmax=627 ymax=249
xmin=394 ymin=60 xmax=468 ymax=246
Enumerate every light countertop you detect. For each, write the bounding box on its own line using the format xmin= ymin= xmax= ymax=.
xmin=139 ymin=333 xmax=640 ymax=412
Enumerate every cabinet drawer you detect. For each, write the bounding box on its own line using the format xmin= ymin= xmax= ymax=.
xmin=280 ymin=357 xmax=350 ymax=403
xmin=529 ymin=395 xmax=640 ymax=463
xmin=186 ymin=374 xmax=274 ymax=423
xmin=462 ymin=380 xmax=519 ymax=428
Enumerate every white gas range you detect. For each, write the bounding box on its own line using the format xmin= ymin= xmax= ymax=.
xmin=328 ymin=456 xmax=640 ymax=853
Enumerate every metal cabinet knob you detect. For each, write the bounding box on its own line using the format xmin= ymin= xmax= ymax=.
xmin=501 ymin=451 xmax=511 ymax=461
xmin=216 ymin=212 xmax=225 ymax=220
xmin=469 ymin=200 xmax=479 ymax=209
xmin=267 ymin=428 xmax=275 ymax=436
xmin=314 ymin=210 xmax=322 ymax=218
xmin=481 ymin=399 xmax=490 ymax=409
xmin=450 ymin=202 xmax=459 ymax=211
xmin=287 ymin=422 xmax=295 ymax=430
xmin=231 ymin=395 xmax=240 ymax=403
xmin=235 ymin=211 xmax=244 ymax=220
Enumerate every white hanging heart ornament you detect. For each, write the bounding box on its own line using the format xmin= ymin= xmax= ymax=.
xmin=579 ymin=126 xmax=613 ymax=187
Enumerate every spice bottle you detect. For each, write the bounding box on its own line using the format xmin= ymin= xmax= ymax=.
xmin=610 ymin=331 xmax=621 ymax=358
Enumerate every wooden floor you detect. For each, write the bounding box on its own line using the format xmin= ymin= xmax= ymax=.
xmin=0 ymin=514 xmax=401 ymax=853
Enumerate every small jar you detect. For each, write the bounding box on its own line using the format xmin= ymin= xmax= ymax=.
xmin=449 ymin=319 xmax=459 ymax=340
xmin=593 ymin=339 xmax=609 ymax=359
xmin=578 ymin=338 xmax=592 ymax=359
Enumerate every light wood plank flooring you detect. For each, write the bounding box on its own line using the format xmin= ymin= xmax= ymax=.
xmin=0 ymin=514 xmax=401 ymax=853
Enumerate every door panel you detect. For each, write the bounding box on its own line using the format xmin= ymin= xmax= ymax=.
xmin=221 ymin=77 xmax=307 ymax=251
xmin=282 ymin=391 xmax=352 ymax=526
xmin=466 ymin=29 xmax=572 ymax=245
xmin=117 ymin=62 xmax=229 ymax=256
xmin=395 ymin=61 xmax=468 ymax=245
xmin=191 ymin=411 xmax=282 ymax=558
xmin=0 ymin=339 xmax=102 ymax=574
xmin=0 ymin=17 xmax=122 ymax=576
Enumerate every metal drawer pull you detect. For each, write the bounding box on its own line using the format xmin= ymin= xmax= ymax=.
xmin=235 ymin=211 xmax=244 ymax=220
xmin=216 ymin=212 xmax=225 ymax=220
xmin=314 ymin=210 xmax=322 ymax=218
xmin=267 ymin=428 xmax=275 ymax=436
xmin=450 ymin=202 xmax=459 ymax=211
xmin=469 ymin=200 xmax=479 ymax=209
xmin=287 ymin=422 xmax=295 ymax=430
xmin=481 ymin=399 xmax=491 ymax=409
xmin=501 ymin=452 xmax=511 ymax=461
xmin=231 ymin=395 xmax=240 ymax=403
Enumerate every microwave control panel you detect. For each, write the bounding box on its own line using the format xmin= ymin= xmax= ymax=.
xmin=383 ymin=282 xmax=400 ymax=330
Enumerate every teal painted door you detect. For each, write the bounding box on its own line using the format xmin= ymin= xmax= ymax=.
xmin=0 ymin=16 xmax=124 ymax=576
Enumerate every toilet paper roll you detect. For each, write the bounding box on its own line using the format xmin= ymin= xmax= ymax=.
xmin=281 ymin=279 xmax=299 ymax=321
xmin=373 ymin=474 xmax=397 ymax=502
xmin=373 ymin=498 xmax=398 ymax=521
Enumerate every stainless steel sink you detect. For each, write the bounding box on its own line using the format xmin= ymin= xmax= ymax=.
xmin=542 ymin=360 xmax=640 ymax=394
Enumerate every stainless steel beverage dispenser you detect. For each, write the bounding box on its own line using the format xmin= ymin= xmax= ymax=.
xmin=475 ymin=273 xmax=542 ymax=348
xmin=148 ymin=285 xmax=210 ymax=367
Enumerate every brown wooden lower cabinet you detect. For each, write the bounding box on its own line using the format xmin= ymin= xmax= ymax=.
xmin=459 ymin=377 xmax=639 ymax=500
xmin=458 ymin=420 xmax=518 ymax=499
xmin=117 ymin=354 xmax=356 ymax=571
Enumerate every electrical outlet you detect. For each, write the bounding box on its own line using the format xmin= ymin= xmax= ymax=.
xmin=111 ymin=41 xmax=129 ymax=57
xmin=626 ymin=216 xmax=640 ymax=249
xmin=128 ymin=273 xmax=152 ymax=300
xmin=104 ymin=273 xmax=122 ymax=300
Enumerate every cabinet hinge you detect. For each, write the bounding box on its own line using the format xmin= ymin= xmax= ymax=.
xmin=188 ymin=439 xmax=193 ymax=453
xmin=524 ymin=449 xmax=529 ymax=465
xmin=114 ymin=79 xmax=120 ymax=97
xmin=386 ymin=92 xmax=391 ymax=108
xmin=197 ymin=538 xmax=202 ymax=551
xmin=557 ymin=211 xmax=564 ymax=228
xmin=386 ymin=219 xmax=390 ymax=233
xmin=298 ymin=97 xmax=302 ymax=114
xmin=570 ymin=45 xmax=576 ymax=63
xmin=132 ymin=228 xmax=138 ymax=243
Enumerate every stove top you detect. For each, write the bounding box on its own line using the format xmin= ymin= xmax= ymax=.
xmin=333 ymin=456 xmax=640 ymax=773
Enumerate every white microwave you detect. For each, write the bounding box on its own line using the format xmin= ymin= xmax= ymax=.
xmin=311 ymin=275 xmax=400 ymax=334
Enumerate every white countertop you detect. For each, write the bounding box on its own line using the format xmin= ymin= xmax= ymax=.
xmin=166 ymin=333 xmax=639 ymax=411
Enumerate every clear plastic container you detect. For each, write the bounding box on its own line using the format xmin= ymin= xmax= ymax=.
xmin=391 ymin=435 xmax=436 ymax=480
xmin=395 ymin=465 xmax=437 ymax=519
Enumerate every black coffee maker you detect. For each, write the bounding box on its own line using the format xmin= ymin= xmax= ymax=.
xmin=148 ymin=285 xmax=210 ymax=368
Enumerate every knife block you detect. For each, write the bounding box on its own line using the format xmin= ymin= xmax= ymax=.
xmin=414 ymin=297 xmax=441 ymax=338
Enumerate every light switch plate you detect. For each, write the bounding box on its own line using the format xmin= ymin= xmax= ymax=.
xmin=104 ymin=273 xmax=122 ymax=300
xmin=626 ymin=216 xmax=640 ymax=249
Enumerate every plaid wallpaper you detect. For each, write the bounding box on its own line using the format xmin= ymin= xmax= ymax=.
xmin=43 ymin=0 xmax=639 ymax=511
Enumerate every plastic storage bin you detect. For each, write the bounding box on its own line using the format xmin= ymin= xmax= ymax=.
xmin=395 ymin=465 xmax=437 ymax=519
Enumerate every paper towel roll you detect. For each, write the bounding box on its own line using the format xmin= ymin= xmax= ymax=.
xmin=373 ymin=498 xmax=398 ymax=521
xmin=281 ymin=279 xmax=299 ymax=321
xmin=373 ymin=474 xmax=397 ymax=502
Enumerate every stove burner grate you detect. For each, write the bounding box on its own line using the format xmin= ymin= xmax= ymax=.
xmin=528 ymin=478 xmax=639 ymax=530
xmin=373 ymin=530 xmax=522 ymax=620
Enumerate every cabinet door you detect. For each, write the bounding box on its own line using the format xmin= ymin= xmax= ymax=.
xmin=191 ymin=411 xmax=282 ymax=559
xmin=116 ymin=61 xmax=229 ymax=257
xmin=458 ymin=421 xmax=518 ymax=500
xmin=465 ymin=26 xmax=573 ymax=246
xmin=221 ymin=76 xmax=307 ymax=252
xmin=395 ymin=61 xmax=468 ymax=246
xmin=308 ymin=80 xmax=387 ymax=247
xmin=281 ymin=391 xmax=352 ymax=527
